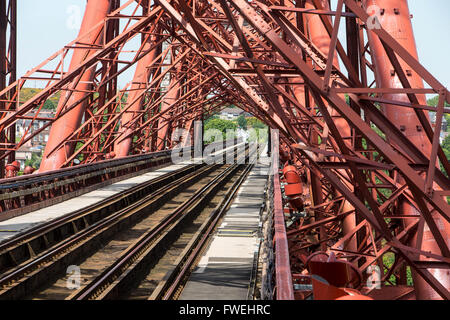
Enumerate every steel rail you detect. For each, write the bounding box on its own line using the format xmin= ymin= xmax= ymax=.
xmin=0 ymin=162 xmax=202 ymax=270
xmin=0 ymin=140 xmax=228 ymax=189
xmin=0 ymin=140 xmax=230 ymax=217
xmin=69 ymin=163 xmax=243 ymax=300
xmin=68 ymin=146 xmax=251 ymax=300
xmin=0 ymin=164 xmax=221 ymax=299
xmin=153 ymin=163 xmax=255 ymax=300
xmin=0 ymin=139 xmax=232 ymax=246
xmin=0 ymin=142 xmax=247 ymax=299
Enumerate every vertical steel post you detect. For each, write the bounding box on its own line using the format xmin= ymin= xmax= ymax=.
xmin=0 ymin=0 xmax=16 ymax=177
xmin=365 ymin=0 xmax=450 ymax=299
xmin=114 ymin=35 xmax=160 ymax=157
xmin=0 ymin=0 xmax=6 ymax=176
xmin=305 ymin=0 xmax=357 ymax=252
xmin=6 ymin=0 xmax=15 ymax=165
xmin=157 ymin=48 xmax=181 ymax=151
xmin=40 ymin=0 xmax=110 ymax=171
xmin=114 ymin=1 xmax=160 ymax=157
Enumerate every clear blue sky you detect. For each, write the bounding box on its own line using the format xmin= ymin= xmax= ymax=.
xmin=17 ymin=0 xmax=450 ymax=90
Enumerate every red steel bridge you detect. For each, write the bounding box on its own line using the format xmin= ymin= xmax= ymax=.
xmin=0 ymin=0 xmax=448 ymax=300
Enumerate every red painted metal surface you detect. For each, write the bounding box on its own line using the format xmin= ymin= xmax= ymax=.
xmin=40 ymin=0 xmax=111 ymax=171
xmin=114 ymin=34 xmax=160 ymax=157
xmin=365 ymin=0 xmax=450 ymax=300
xmin=0 ymin=0 xmax=16 ymax=177
xmin=0 ymin=0 xmax=447 ymax=300
xmin=274 ymin=167 xmax=295 ymax=300
xmin=306 ymin=0 xmax=358 ymax=254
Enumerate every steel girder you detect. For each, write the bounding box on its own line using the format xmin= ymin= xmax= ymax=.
xmin=0 ymin=0 xmax=16 ymax=177
xmin=0 ymin=0 xmax=448 ymax=299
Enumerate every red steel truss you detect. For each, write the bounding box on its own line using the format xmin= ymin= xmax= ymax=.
xmin=0 ymin=0 xmax=16 ymax=175
xmin=0 ymin=0 xmax=448 ymax=300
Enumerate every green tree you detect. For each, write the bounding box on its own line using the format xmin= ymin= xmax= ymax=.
xmin=428 ymin=95 xmax=450 ymax=130
xmin=25 ymin=152 xmax=42 ymax=169
xmin=443 ymin=134 xmax=450 ymax=152
xmin=247 ymin=117 xmax=265 ymax=129
xmin=43 ymin=99 xmax=55 ymax=110
xmin=237 ymin=115 xmax=247 ymax=130
xmin=20 ymin=88 xmax=60 ymax=111
xmin=204 ymin=118 xmax=237 ymax=142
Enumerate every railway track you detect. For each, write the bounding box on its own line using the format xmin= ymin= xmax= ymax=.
xmin=0 ymin=144 xmax=254 ymax=300
xmin=0 ymin=163 xmax=202 ymax=271
xmin=68 ymin=163 xmax=253 ymax=300
xmin=149 ymin=164 xmax=254 ymax=301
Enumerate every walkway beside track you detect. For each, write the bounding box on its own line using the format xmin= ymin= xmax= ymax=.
xmin=179 ymin=159 xmax=269 ymax=300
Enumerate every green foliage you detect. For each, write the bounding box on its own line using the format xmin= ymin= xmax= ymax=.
xmin=442 ymin=134 xmax=450 ymax=152
xmin=24 ymin=152 xmax=42 ymax=169
xmin=237 ymin=115 xmax=247 ymax=130
xmin=204 ymin=115 xmax=219 ymax=126
xmin=375 ymin=176 xmax=392 ymax=204
xmin=120 ymin=92 xmax=129 ymax=105
xmin=20 ymin=88 xmax=60 ymax=111
xmin=440 ymin=134 xmax=450 ymax=179
xmin=428 ymin=95 xmax=450 ymax=131
xmin=432 ymin=93 xmax=450 ymax=177
xmin=204 ymin=118 xmax=236 ymax=132
xmin=74 ymin=142 xmax=85 ymax=162
xmin=204 ymin=118 xmax=237 ymax=143
xmin=248 ymin=127 xmax=268 ymax=145
xmin=383 ymin=252 xmax=413 ymax=286
xmin=428 ymin=95 xmax=450 ymax=108
xmin=43 ymin=99 xmax=55 ymax=110
xmin=246 ymin=117 xmax=265 ymax=129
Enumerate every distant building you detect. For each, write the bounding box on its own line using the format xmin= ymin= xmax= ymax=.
xmin=219 ymin=107 xmax=244 ymax=120
xmin=16 ymin=110 xmax=53 ymax=148
xmin=440 ymin=131 xmax=449 ymax=144
xmin=429 ymin=112 xmax=448 ymax=132
xmin=16 ymin=146 xmax=33 ymax=165
xmin=15 ymin=145 xmax=41 ymax=169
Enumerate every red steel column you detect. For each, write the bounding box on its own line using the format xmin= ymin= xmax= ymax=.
xmin=365 ymin=0 xmax=450 ymax=299
xmin=0 ymin=0 xmax=7 ymax=177
xmin=114 ymin=36 xmax=159 ymax=158
xmin=181 ymin=119 xmax=194 ymax=147
xmin=40 ymin=0 xmax=110 ymax=171
xmin=157 ymin=72 xmax=180 ymax=151
xmin=305 ymin=0 xmax=357 ymax=253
